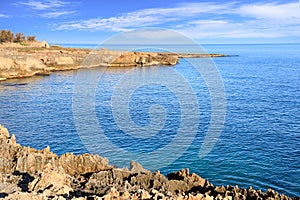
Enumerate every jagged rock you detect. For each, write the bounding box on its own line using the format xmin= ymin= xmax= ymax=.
xmin=166 ymin=168 xmax=208 ymax=194
xmin=0 ymin=125 xmax=298 ymax=200
xmin=15 ymin=148 xmax=59 ymax=174
xmin=103 ymin=187 xmax=120 ymax=200
xmin=58 ymin=153 xmax=111 ymax=176
xmin=215 ymin=185 xmax=226 ymax=194
xmin=3 ymin=192 xmax=47 ymax=200
xmin=138 ymin=189 xmax=151 ymax=199
xmin=130 ymin=160 xmax=150 ymax=174
xmin=0 ymin=182 xmax=21 ymax=195
xmin=28 ymin=164 xmax=73 ymax=195
xmin=0 ymin=125 xmax=111 ymax=177
xmin=0 ymin=126 xmax=9 ymax=138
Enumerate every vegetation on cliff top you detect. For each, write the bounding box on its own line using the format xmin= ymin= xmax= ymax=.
xmin=0 ymin=29 xmax=36 ymax=43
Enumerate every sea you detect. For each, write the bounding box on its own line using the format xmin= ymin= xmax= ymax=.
xmin=0 ymin=44 xmax=299 ymax=197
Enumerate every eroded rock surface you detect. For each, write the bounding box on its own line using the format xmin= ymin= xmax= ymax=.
xmin=0 ymin=125 xmax=298 ymax=200
xmin=0 ymin=45 xmax=179 ymax=81
xmin=0 ymin=43 xmax=233 ymax=81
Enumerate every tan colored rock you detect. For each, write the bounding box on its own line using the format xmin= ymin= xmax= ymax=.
xmin=29 ymin=164 xmax=73 ymax=195
xmin=0 ymin=57 xmax=15 ymax=70
xmin=58 ymin=153 xmax=111 ymax=176
xmin=0 ymin=125 xmax=296 ymax=200
xmin=0 ymin=46 xmax=181 ymax=80
xmin=0 ymin=125 xmax=10 ymax=139
xmin=0 ymin=124 xmax=111 ymax=177
xmin=16 ymin=150 xmax=58 ymax=174
xmin=3 ymin=192 xmax=47 ymax=200
xmin=130 ymin=160 xmax=150 ymax=174
xmin=103 ymin=187 xmax=120 ymax=200
xmin=55 ymin=56 xmax=74 ymax=65
xmin=166 ymin=168 xmax=208 ymax=194
xmin=0 ymin=182 xmax=21 ymax=194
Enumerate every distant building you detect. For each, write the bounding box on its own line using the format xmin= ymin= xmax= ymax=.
xmin=41 ymin=40 xmax=49 ymax=48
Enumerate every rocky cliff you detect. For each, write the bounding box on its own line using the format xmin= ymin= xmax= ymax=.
xmin=0 ymin=43 xmax=233 ymax=81
xmin=0 ymin=125 xmax=298 ymax=200
xmin=0 ymin=45 xmax=179 ymax=81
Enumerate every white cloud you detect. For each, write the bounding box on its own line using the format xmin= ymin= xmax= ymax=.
xmin=57 ymin=1 xmax=300 ymax=40
xmin=134 ymin=2 xmax=234 ymax=17
xmin=0 ymin=13 xmax=9 ymax=18
xmin=57 ymin=14 xmax=162 ymax=32
xmin=18 ymin=0 xmax=68 ymax=10
xmin=17 ymin=0 xmax=77 ymax=18
xmin=57 ymin=2 xmax=232 ymax=31
xmin=40 ymin=11 xmax=75 ymax=18
xmin=238 ymin=2 xmax=300 ymax=20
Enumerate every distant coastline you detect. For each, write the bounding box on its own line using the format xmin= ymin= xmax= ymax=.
xmin=55 ymin=42 xmax=300 ymax=49
xmin=0 ymin=41 xmax=230 ymax=81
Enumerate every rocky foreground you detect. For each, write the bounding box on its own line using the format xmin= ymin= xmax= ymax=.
xmin=0 ymin=43 xmax=229 ymax=81
xmin=0 ymin=125 xmax=298 ymax=200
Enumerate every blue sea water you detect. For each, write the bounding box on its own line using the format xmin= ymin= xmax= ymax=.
xmin=0 ymin=44 xmax=299 ymax=197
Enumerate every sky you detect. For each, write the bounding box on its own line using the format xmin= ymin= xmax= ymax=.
xmin=0 ymin=0 xmax=299 ymax=44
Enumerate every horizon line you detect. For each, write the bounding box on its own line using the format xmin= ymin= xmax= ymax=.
xmin=52 ymin=42 xmax=300 ymax=45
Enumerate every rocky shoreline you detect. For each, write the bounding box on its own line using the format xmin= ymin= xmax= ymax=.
xmin=0 ymin=125 xmax=298 ymax=200
xmin=0 ymin=43 xmax=229 ymax=81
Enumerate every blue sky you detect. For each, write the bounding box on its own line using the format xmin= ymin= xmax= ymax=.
xmin=0 ymin=0 xmax=299 ymax=44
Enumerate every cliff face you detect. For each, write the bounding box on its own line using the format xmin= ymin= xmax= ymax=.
xmin=0 ymin=125 xmax=298 ymax=200
xmin=0 ymin=46 xmax=88 ymax=80
xmin=0 ymin=45 xmax=178 ymax=81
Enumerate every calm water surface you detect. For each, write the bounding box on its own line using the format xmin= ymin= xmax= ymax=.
xmin=0 ymin=44 xmax=299 ymax=197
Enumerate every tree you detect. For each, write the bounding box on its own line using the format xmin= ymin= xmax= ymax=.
xmin=27 ymin=35 xmax=36 ymax=41
xmin=15 ymin=32 xmax=25 ymax=42
xmin=6 ymin=30 xmax=14 ymax=42
xmin=0 ymin=30 xmax=7 ymax=43
xmin=0 ymin=30 xmax=14 ymax=43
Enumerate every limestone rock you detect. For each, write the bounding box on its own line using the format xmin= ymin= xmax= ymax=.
xmin=0 ymin=125 xmax=10 ymax=139
xmin=0 ymin=172 xmax=25 ymax=195
xmin=29 ymin=165 xmax=73 ymax=195
xmin=0 ymin=45 xmax=181 ymax=80
xmin=58 ymin=153 xmax=111 ymax=176
xmin=130 ymin=160 xmax=150 ymax=174
xmin=3 ymin=192 xmax=47 ymax=200
xmin=55 ymin=56 xmax=74 ymax=65
xmin=0 ymin=125 xmax=297 ymax=200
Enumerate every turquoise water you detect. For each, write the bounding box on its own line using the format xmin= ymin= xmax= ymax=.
xmin=0 ymin=44 xmax=299 ymax=197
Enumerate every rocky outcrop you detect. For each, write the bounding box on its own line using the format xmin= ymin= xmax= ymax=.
xmin=0 ymin=44 xmax=233 ymax=81
xmin=0 ymin=46 xmax=89 ymax=80
xmin=0 ymin=45 xmax=180 ymax=81
xmin=0 ymin=125 xmax=297 ymax=200
xmin=160 ymin=52 xmax=235 ymax=58
xmin=0 ymin=126 xmax=110 ymax=177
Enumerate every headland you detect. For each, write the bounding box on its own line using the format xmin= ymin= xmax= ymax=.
xmin=0 ymin=41 xmax=230 ymax=81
